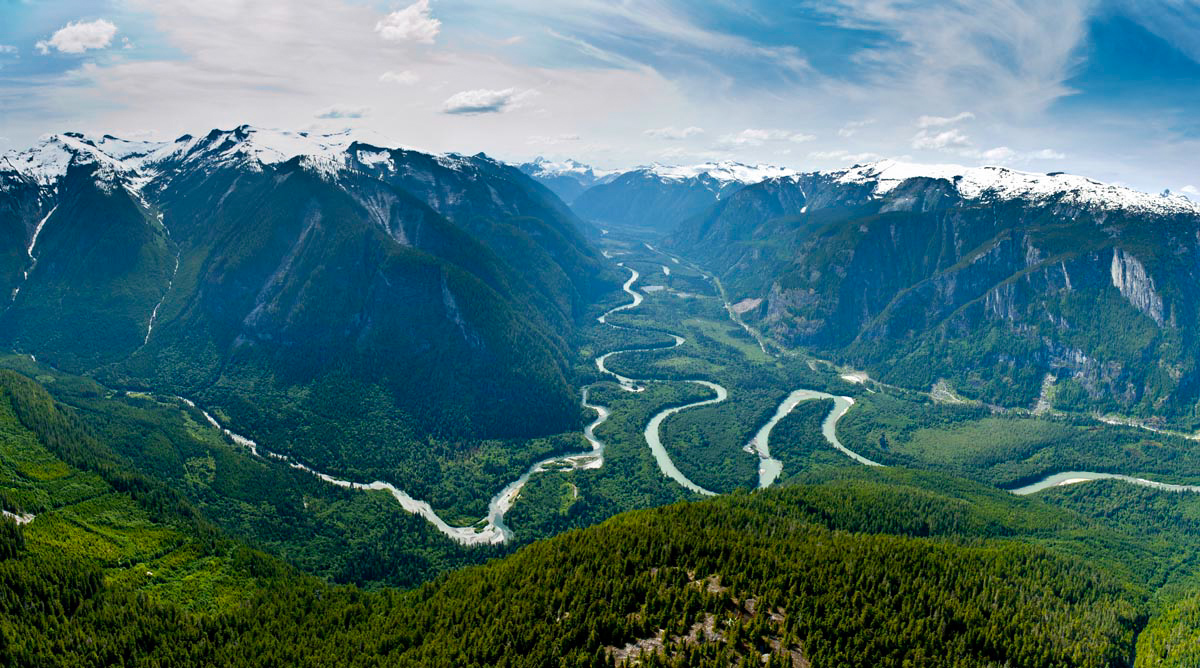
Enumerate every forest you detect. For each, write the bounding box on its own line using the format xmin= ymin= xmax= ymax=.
xmin=6 ymin=233 xmax=1200 ymax=666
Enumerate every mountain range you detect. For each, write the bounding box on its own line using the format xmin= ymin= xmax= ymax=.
xmin=523 ymin=159 xmax=798 ymax=233
xmin=665 ymin=160 xmax=1200 ymax=422
xmin=516 ymin=157 xmax=620 ymax=204
xmin=0 ymin=127 xmax=620 ymax=490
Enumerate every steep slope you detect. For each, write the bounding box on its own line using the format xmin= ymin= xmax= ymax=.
xmin=669 ymin=160 xmax=1200 ymax=420
xmin=347 ymin=142 xmax=615 ymax=320
xmin=0 ymin=127 xmax=619 ymax=494
xmin=0 ymin=160 xmax=174 ymax=370
xmin=573 ymin=161 xmax=798 ymax=234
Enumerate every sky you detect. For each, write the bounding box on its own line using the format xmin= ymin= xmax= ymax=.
xmin=1 ymin=0 xmax=1198 ymax=195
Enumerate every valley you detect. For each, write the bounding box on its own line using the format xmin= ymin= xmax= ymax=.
xmin=5 ymin=131 xmax=1200 ymax=666
xmin=7 ymin=1 xmax=1200 ymax=663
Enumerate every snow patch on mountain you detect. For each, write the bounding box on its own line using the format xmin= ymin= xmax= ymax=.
xmin=829 ymin=159 xmax=1200 ymax=216
xmin=1 ymin=133 xmax=139 ymax=187
xmin=523 ymin=157 xmax=622 ymax=181
xmin=639 ymin=161 xmax=799 ymax=185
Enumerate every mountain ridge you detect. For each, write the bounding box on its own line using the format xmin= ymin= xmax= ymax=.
xmin=0 ymin=125 xmax=622 ymax=509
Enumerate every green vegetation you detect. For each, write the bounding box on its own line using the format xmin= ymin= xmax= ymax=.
xmin=1138 ymin=593 xmax=1200 ymax=667
xmin=8 ymin=226 xmax=1200 ymax=665
xmin=658 ymin=389 xmax=779 ymax=492
xmin=839 ymin=391 xmax=1200 ymax=489
xmin=769 ymin=398 xmax=860 ymax=481
xmin=668 ymin=178 xmax=1200 ymax=426
xmin=0 ymin=476 xmax=1152 ymax=667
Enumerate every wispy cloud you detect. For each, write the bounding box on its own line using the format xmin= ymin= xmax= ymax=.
xmin=527 ymin=134 xmax=581 ymax=145
xmin=644 ymin=126 xmax=704 ymax=140
xmin=911 ymin=128 xmax=971 ymax=150
xmin=838 ymin=119 xmax=875 ymax=137
xmin=379 ymin=70 xmax=419 ymax=85
xmin=917 ymin=112 xmax=975 ymax=128
xmin=719 ymin=128 xmax=814 ymax=147
xmin=820 ymin=1 xmax=1092 ymax=114
xmin=529 ymin=1 xmax=811 ymax=84
xmin=315 ymin=104 xmax=370 ymax=119
xmin=1116 ymin=0 xmax=1200 ymax=65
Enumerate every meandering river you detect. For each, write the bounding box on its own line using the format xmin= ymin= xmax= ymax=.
xmin=747 ymin=390 xmax=881 ymax=487
xmin=161 ymin=259 xmax=884 ymax=546
xmin=1009 ymin=471 xmax=1200 ymax=495
xmin=164 ymin=263 xmax=711 ymax=545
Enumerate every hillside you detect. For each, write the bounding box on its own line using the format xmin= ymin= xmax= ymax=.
xmin=0 ymin=127 xmax=621 ymax=504
xmin=10 ymin=361 xmax=1200 ymax=665
xmin=667 ymin=160 xmax=1200 ymax=423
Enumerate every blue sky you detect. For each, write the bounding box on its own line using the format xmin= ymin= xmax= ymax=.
xmin=1 ymin=0 xmax=1198 ymax=194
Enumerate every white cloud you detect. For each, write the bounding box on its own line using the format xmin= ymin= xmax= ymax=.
xmin=809 ymin=149 xmax=885 ymax=164
xmin=719 ymin=128 xmax=814 ymax=147
xmin=644 ymin=126 xmax=704 ymax=140
xmin=0 ymin=45 xmax=17 ymax=55
xmin=315 ymin=104 xmax=370 ymax=119
xmin=911 ymin=128 xmax=972 ymax=150
xmin=1179 ymin=185 xmax=1198 ymax=197
xmin=977 ymin=146 xmax=1016 ymax=162
xmin=527 ymin=134 xmax=581 ymax=145
xmin=1029 ymin=148 xmax=1065 ymax=160
xmin=35 ymin=19 xmax=118 ymax=55
xmin=837 ymin=119 xmax=875 ymax=138
xmin=917 ymin=111 xmax=975 ymax=128
xmin=375 ymin=1 xmax=440 ymax=44
xmin=442 ymin=88 xmax=536 ymax=115
xmin=964 ymin=146 xmax=1066 ymax=165
xmin=379 ymin=70 xmax=420 ymax=85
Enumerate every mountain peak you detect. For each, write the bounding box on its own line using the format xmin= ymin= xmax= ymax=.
xmin=825 ymin=159 xmax=1200 ymax=216
xmin=633 ymin=160 xmax=799 ymax=185
xmin=1 ymin=132 xmax=140 ymax=187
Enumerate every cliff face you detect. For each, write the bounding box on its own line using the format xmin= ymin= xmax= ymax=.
xmin=1111 ymin=248 xmax=1165 ymax=325
xmin=668 ymin=162 xmax=1200 ymax=421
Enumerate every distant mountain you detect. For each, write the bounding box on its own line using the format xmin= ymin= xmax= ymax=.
xmin=0 ymin=126 xmax=620 ymax=484
xmin=571 ymin=161 xmax=798 ymax=234
xmin=516 ymin=157 xmax=620 ymax=204
xmin=668 ymin=159 xmax=1200 ymax=420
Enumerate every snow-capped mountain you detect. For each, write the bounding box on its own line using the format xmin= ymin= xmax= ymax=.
xmin=516 ymin=157 xmax=621 ymax=204
xmin=1 ymin=132 xmax=143 ymax=189
xmin=568 ymin=160 xmax=800 ymax=233
xmin=668 ymin=156 xmax=1200 ymax=420
xmin=0 ymin=126 xmax=618 ymax=483
xmin=633 ymin=160 xmax=799 ymax=185
xmin=823 ymin=159 xmax=1200 ymax=217
xmin=1 ymin=126 xmax=506 ymax=195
